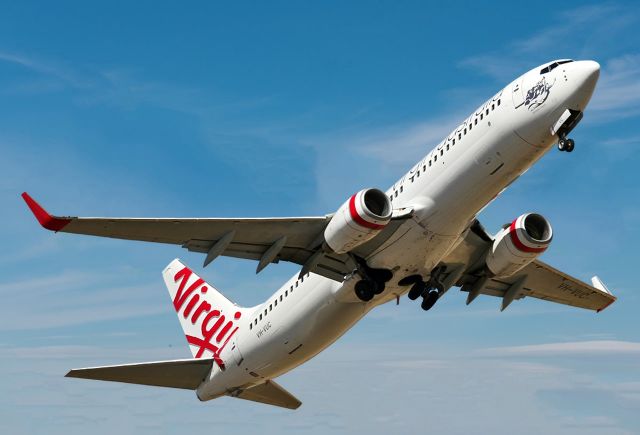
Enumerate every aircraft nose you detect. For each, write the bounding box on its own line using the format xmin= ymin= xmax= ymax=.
xmin=570 ymin=60 xmax=600 ymax=110
xmin=579 ymin=60 xmax=600 ymax=87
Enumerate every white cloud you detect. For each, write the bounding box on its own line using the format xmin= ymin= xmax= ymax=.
xmin=0 ymin=270 xmax=168 ymax=330
xmin=482 ymin=340 xmax=640 ymax=356
xmin=459 ymin=4 xmax=639 ymax=85
xmin=1 ymin=340 xmax=638 ymax=434
xmin=591 ymin=54 xmax=640 ymax=114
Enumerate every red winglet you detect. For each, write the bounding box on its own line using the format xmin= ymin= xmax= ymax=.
xmin=597 ymin=297 xmax=617 ymax=313
xmin=21 ymin=192 xmax=71 ymax=232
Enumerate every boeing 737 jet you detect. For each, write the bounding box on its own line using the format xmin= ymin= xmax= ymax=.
xmin=23 ymin=59 xmax=615 ymax=409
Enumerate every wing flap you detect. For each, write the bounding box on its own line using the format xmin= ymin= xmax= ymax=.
xmin=66 ymin=358 xmax=214 ymax=390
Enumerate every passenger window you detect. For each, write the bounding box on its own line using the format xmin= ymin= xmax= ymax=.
xmin=440 ymin=149 xmax=443 ymax=156
xmin=280 ymin=295 xmax=283 ymax=302
xmin=400 ymin=186 xmax=403 ymax=193
xmin=250 ymin=323 xmax=252 ymax=330
xmin=295 ymin=281 xmax=298 ymax=288
xmin=453 ymin=139 xmax=455 ymax=145
xmin=423 ymin=165 xmax=426 ymax=171
xmin=429 ymin=160 xmax=432 ymax=167
xmin=269 ymin=304 xmax=272 ymax=311
xmin=492 ymin=104 xmax=495 ymax=110
xmin=434 ymin=155 xmax=437 ymax=162
xmin=480 ymin=114 xmax=483 ymax=120
xmin=469 ymin=123 xmax=472 ymax=131
xmin=486 ymin=109 xmax=489 ymax=115
xmin=458 ymin=133 xmax=461 ymax=140
xmin=264 ymin=309 xmax=267 ymax=316
xmin=497 ymin=99 xmax=501 ymax=106
xmin=394 ymin=191 xmax=398 ymax=198
xmin=260 ymin=314 xmax=263 ymax=320
xmin=285 ymin=290 xmax=288 ymax=297
xmin=254 ymin=319 xmax=257 ymax=325
xmin=464 ymin=128 xmax=467 ymax=135
xmin=300 ymin=275 xmax=304 ymax=283
xmin=446 ymin=144 xmax=449 ymax=151
xmin=474 ymin=119 xmax=478 ymax=125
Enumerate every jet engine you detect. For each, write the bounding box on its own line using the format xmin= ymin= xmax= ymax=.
xmin=324 ymin=188 xmax=392 ymax=254
xmin=485 ymin=213 xmax=553 ymax=277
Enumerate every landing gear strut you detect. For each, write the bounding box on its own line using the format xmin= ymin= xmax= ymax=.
xmin=353 ymin=257 xmax=393 ymax=302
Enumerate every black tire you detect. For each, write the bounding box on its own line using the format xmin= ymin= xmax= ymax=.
xmin=372 ymin=280 xmax=385 ymax=295
xmin=369 ymin=268 xmax=393 ymax=283
xmin=566 ymin=138 xmax=575 ymax=152
xmin=355 ymin=280 xmax=375 ymax=301
xmin=398 ymin=274 xmax=422 ymax=286
xmin=408 ymin=281 xmax=425 ymax=300
xmin=421 ymin=291 xmax=439 ymax=311
xmin=558 ymin=139 xmax=566 ymax=151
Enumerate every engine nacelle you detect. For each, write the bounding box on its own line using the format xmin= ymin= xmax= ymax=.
xmin=324 ymin=188 xmax=392 ymax=254
xmin=486 ymin=213 xmax=553 ymax=277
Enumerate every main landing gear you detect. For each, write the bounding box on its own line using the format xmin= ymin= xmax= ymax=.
xmin=399 ymin=267 xmax=445 ymax=311
xmin=353 ymin=258 xmax=393 ymax=302
xmin=557 ymin=132 xmax=575 ymax=152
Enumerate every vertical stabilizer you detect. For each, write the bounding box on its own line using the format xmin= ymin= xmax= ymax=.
xmin=163 ymin=259 xmax=248 ymax=365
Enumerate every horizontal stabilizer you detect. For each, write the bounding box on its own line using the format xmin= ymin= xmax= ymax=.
xmin=66 ymin=358 xmax=214 ymax=390
xmin=233 ymin=380 xmax=302 ymax=410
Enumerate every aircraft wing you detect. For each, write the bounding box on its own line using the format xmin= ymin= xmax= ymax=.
xmin=22 ymin=192 xmax=408 ymax=281
xmin=439 ymin=220 xmax=616 ymax=312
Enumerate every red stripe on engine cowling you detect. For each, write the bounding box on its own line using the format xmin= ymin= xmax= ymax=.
xmin=348 ymin=194 xmax=385 ymax=230
xmin=509 ymin=219 xmax=547 ymax=253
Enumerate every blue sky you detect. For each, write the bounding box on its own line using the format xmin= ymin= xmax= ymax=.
xmin=1 ymin=1 xmax=639 ymax=433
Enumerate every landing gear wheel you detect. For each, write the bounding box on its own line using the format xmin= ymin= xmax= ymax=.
xmin=408 ymin=281 xmax=425 ymax=301
xmin=558 ymin=139 xmax=566 ymax=151
xmin=372 ymin=280 xmax=385 ymax=295
xmin=398 ymin=274 xmax=422 ymax=287
xmin=354 ymin=280 xmax=375 ymax=302
xmin=565 ymin=138 xmax=575 ymax=152
xmin=421 ymin=290 xmax=439 ymax=311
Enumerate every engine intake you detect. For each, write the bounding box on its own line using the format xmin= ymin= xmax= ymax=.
xmin=324 ymin=189 xmax=392 ymax=254
xmin=486 ymin=213 xmax=553 ymax=277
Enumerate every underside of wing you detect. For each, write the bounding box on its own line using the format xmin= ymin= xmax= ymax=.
xmin=22 ymin=192 xmax=412 ymax=282
xmin=462 ymin=260 xmax=617 ymax=312
xmin=439 ymin=219 xmax=616 ymax=312
xmin=66 ymin=358 xmax=214 ymax=389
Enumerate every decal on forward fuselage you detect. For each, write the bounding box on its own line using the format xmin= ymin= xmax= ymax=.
xmin=525 ymin=77 xmax=555 ymax=111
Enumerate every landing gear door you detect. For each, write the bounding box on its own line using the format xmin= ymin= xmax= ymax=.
xmin=512 ymin=79 xmax=524 ymax=109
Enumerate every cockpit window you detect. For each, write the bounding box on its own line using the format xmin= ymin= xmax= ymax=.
xmin=540 ymin=60 xmax=573 ymax=74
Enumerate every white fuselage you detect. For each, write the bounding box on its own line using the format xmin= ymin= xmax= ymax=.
xmin=197 ymin=60 xmax=600 ymax=400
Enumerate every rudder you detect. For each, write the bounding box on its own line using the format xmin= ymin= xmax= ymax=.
xmin=163 ymin=259 xmax=248 ymax=363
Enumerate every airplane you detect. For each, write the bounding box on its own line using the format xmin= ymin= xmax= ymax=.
xmin=22 ymin=59 xmax=616 ymax=410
